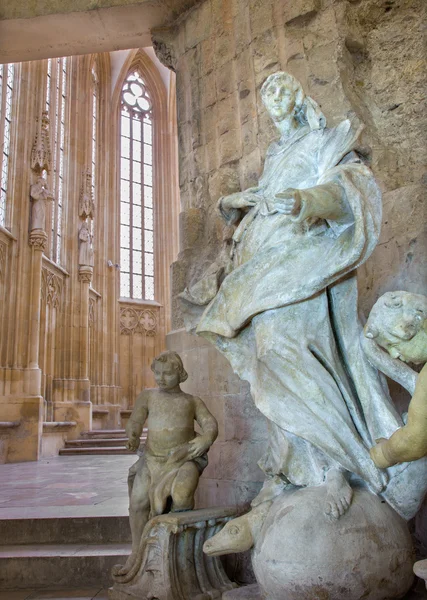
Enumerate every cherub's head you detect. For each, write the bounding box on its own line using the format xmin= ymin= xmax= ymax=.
xmin=365 ymin=291 xmax=427 ymax=364
xmin=151 ymin=351 xmax=188 ymax=390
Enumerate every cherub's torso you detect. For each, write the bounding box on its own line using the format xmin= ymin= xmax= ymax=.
xmin=145 ymin=389 xmax=196 ymax=457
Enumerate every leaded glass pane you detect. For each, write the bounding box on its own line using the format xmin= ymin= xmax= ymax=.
xmin=144 ymin=230 xmax=153 ymax=253
xmin=133 ymin=251 xmax=142 ymax=275
xmin=132 ymin=227 xmax=142 ymax=251
xmin=133 ymin=161 xmax=141 ymax=184
xmin=120 ymin=273 xmax=130 ymax=298
xmin=144 ymin=164 xmax=152 ymax=187
xmin=133 ymin=119 xmax=141 ymax=141
xmin=133 ymin=183 xmax=142 ymax=205
xmin=145 ymin=276 xmax=154 ymax=300
xmin=121 ymin=157 xmax=130 ymax=180
xmin=144 ymin=144 xmax=152 ymax=165
xmin=145 ymin=207 xmax=153 ymax=231
xmin=133 ymin=275 xmax=143 ymax=299
xmin=145 ymin=253 xmax=154 ymax=276
xmin=121 ymin=179 xmax=130 ymax=200
xmin=133 ymin=204 xmax=142 ymax=226
xmin=132 ymin=139 xmax=141 ymax=162
xmin=120 ymin=225 xmax=130 ymax=248
xmin=121 ymin=136 xmax=130 ymax=159
xmin=121 ymin=114 xmax=130 ymax=137
xmin=143 ymin=121 xmax=152 ymax=145
xmin=120 ymin=247 xmax=130 ymax=272
xmin=144 ymin=186 xmax=152 ymax=208
xmin=120 ymin=202 xmax=130 ymax=226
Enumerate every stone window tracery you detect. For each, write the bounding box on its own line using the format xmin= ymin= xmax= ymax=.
xmin=0 ymin=64 xmax=15 ymax=228
xmin=120 ymin=70 xmax=154 ymax=300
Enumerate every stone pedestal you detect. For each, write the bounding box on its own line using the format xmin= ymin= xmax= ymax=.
xmin=222 ymin=585 xmax=261 ymax=599
xmin=109 ymin=507 xmax=238 ymax=600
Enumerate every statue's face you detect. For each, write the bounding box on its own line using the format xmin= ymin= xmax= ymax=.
xmin=153 ymin=361 xmax=180 ymax=390
xmin=263 ymin=81 xmax=297 ymax=122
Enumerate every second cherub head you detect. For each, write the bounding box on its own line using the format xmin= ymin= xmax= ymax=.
xmin=151 ymin=351 xmax=188 ymax=391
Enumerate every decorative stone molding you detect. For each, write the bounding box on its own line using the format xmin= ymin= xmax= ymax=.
xmin=109 ymin=507 xmax=238 ymax=600
xmin=120 ymin=306 xmax=157 ymax=336
xmin=79 ymin=169 xmax=95 ymax=220
xmin=78 ymin=265 xmax=93 ymax=284
xmin=31 ymin=111 xmax=52 ymax=174
xmin=29 ymin=229 xmax=48 ymax=252
xmin=42 ymin=267 xmax=63 ymax=308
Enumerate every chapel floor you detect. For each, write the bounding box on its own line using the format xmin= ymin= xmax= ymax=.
xmin=0 ymin=589 xmax=108 ymax=599
xmin=0 ymin=455 xmax=136 ymax=519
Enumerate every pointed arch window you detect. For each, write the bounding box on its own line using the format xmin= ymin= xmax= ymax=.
xmin=45 ymin=57 xmax=68 ymax=264
xmin=120 ymin=70 xmax=154 ymax=300
xmin=91 ymin=61 xmax=98 ymax=210
xmin=0 ymin=64 xmax=15 ymax=228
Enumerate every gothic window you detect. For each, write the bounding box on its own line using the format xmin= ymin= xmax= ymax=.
xmin=120 ymin=70 xmax=154 ymax=300
xmin=0 ymin=64 xmax=15 ymax=228
xmin=45 ymin=57 xmax=68 ymax=264
xmin=91 ymin=61 xmax=98 ymax=209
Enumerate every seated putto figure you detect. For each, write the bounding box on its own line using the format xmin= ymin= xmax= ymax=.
xmin=115 ymin=350 xmax=218 ymax=577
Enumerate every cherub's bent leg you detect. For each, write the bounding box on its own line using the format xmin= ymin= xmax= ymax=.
xmin=324 ymin=466 xmax=353 ymax=520
xmin=171 ymin=461 xmax=200 ymax=512
xmin=116 ymin=459 xmax=151 ymax=575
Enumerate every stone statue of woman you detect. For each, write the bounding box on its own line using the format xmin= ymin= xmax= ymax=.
xmin=30 ymin=176 xmax=53 ymax=232
xmin=78 ymin=221 xmax=94 ymax=267
xmin=180 ymin=71 xmax=427 ymax=523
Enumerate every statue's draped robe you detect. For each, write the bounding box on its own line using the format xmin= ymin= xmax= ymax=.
xmin=193 ymin=121 xmax=425 ymax=519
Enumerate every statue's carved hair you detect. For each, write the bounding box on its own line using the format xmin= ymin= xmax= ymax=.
xmin=261 ymin=71 xmax=326 ymax=131
xmin=151 ymin=350 xmax=188 ymax=383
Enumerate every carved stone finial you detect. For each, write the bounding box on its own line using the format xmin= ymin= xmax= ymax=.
xmin=29 ymin=229 xmax=48 ymax=252
xmin=79 ymin=169 xmax=95 ymax=220
xmin=31 ymin=112 xmax=52 ymax=174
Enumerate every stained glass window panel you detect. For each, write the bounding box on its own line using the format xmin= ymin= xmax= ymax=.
xmin=132 ymin=140 xmax=141 ymax=162
xmin=145 ymin=253 xmax=154 ymax=276
xmin=133 ymin=275 xmax=143 ymax=299
xmin=121 ymin=157 xmax=130 ymax=180
xmin=133 ymin=251 xmax=142 ymax=275
xmin=144 ymin=230 xmax=153 ymax=253
xmin=121 ymin=225 xmax=130 ymax=248
xmin=144 ymin=164 xmax=152 ymax=187
xmin=144 ymin=144 xmax=152 ymax=165
xmin=121 ymin=179 xmax=130 ymax=200
xmin=132 ymin=227 xmax=142 ymax=251
xmin=121 ymin=136 xmax=130 ymax=159
xmin=120 ymin=202 xmax=130 ymax=226
xmin=133 ymin=204 xmax=142 ymax=226
xmin=144 ymin=186 xmax=152 ymax=208
xmin=120 ymin=248 xmax=130 ymax=272
xmin=133 ymin=183 xmax=142 ymax=205
xmin=120 ymin=273 xmax=130 ymax=298
xmin=145 ymin=277 xmax=154 ymax=300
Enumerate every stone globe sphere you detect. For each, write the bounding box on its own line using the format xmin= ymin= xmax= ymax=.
xmin=252 ymin=485 xmax=414 ymax=600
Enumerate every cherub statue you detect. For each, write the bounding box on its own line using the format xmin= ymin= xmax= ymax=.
xmin=30 ymin=175 xmax=53 ymax=231
xmin=362 ymin=291 xmax=427 ymax=468
xmin=114 ymin=350 xmax=218 ymax=578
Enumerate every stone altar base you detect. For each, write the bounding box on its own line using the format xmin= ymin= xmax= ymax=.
xmin=109 ymin=507 xmax=238 ymax=600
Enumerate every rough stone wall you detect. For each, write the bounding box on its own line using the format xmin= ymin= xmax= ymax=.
xmin=160 ymin=0 xmax=427 ymax=524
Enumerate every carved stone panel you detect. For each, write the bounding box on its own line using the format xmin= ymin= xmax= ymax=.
xmin=42 ymin=268 xmax=63 ymax=308
xmin=120 ymin=306 xmax=157 ymax=336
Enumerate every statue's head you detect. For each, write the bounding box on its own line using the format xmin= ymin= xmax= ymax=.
xmin=365 ymin=291 xmax=427 ymax=364
xmin=261 ymin=71 xmax=326 ymax=130
xmin=79 ymin=221 xmax=90 ymax=241
xmin=151 ymin=350 xmax=188 ymax=389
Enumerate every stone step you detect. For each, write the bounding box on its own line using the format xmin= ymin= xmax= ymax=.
xmin=80 ymin=429 xmax=147 ymax=439
xmin=0 ymin=515 xmax=131 ymax=546
xmin=0 ymin=543 xmax=131 ymax=589
xmin=59 ymin=446 xmax=134 ymax=456
xmin=64 ymin=438 xmax=130 ymax=448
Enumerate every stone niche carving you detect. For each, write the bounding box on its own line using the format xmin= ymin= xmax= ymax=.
xmin=30 ymin=111 xmax=52 ymax=174
xmin=180 ymin=71 xmax=427 ymax=600
xmin=42 ymin=268 xmax=63 ymax=308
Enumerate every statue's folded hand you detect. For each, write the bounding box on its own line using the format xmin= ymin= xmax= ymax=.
xmin=126 ymin=433 xmax=140 ymax=452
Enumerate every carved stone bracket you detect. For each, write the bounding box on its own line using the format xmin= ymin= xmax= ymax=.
xmin=120 ymin=306 xmax=157 ymax=336
xmin=79 ymin=265 xmax=93 ymax=284
xmin=31 ymin=111 xmax=52 ymax=174
xmin=42 ymin=267 xmax=63 ymax=308
xmin=29 ymin=229 xmax=48 ymax=252
xmin=151 ymin=28 xmax=178 ymax=72
xmin=109 ymin=507 xmax=238 ymax=600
